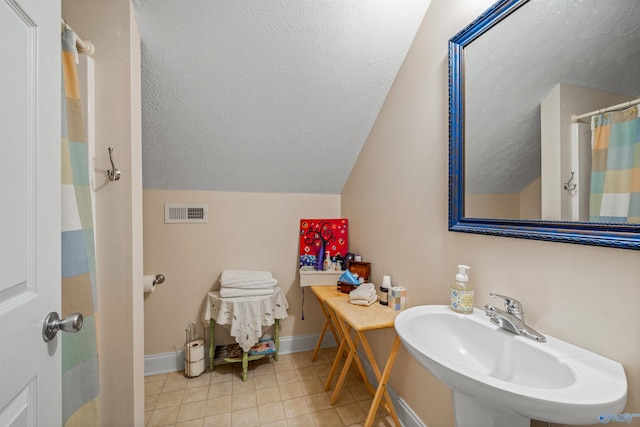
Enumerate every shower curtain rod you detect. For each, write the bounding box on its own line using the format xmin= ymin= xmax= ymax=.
xmin=61 ymin=18 xmax=95 ymax=56
xmin=572 ymin=98 xmax=640 ymax=123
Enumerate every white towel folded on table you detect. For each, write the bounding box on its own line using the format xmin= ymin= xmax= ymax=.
xmin=220 ymin=270 xmax=277 ymax=289
xmin=349 ymin=283 xmax=377 ymax=306
xmin=219 ymin=287 xmax=275 ymax=298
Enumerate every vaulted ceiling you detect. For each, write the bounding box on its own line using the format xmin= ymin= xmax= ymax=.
xmin=131 ymin=1 xmax=431 ymax=194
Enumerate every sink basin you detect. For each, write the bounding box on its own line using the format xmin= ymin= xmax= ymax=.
xmin=395 ymin=305 xmax=627 ymax=426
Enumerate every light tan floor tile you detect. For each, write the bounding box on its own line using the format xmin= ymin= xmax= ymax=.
xmin=369 ymin=415 xmax=395 ymax=427
xmin=145 ymin=394 xmax=159 ymax=411
xmin=275 ymin=370 xmax=298 ymax=386
xmin=155 ymin=389 xmax=185 ymax=409
xmin=305 ymin=392 xmax=332 ymax=413
xmin=205 ymin=395 xmax=232 ymax=416
xmin=295 ymin=367 xmax=319 ymax=381
xmin=145 ymin=381 xmax=165 ymax=397
xmin=211 ymin=366 xmax=234 ymax=383
xmin=313 ymin=363 xmax=334 ymax=377
xmin=342 ymin=371 xmax=365 ymax=387
xmin=347 ymin=384 xmax=371 ymax=402
xmin=310 ymin=353 xmax=331 ymax=364
xmin=300 ymin=378 xmax=325 ymax=396
xmin=252 ymin=361 xmax=275 ymax=376
xmin=177 ymin=418 xmax=204 ymax=427
xmin=231 ymin=406 xmax=259 ymax=427
xmin=278 ymin=382 xmax=303 ymax=400
xmin=254 ymin=372 xmax=278 ymax=390
xmin=258 ymin=402 xmax=286 ymax=424
xmin=311 ymin=408 xmax=343 ymax=427
xmin=147 ymin=406 xmax=179 ymax=427
xmin=286 ymin=413 xmax=315 ymax=427
xmin=182 ymin=385 xmax=209 ymax=403
xmin=146 ymin=373 xmax=168 ymax=383
xmin=209 ymin=380 xmax=232 ymax=398
xmin=282 ymin=397 xmax=310 ymax=418
xmin=232 ymin=377 xmax=256 ymax=394
xmin=292 ymin=356 xmax=313 ymax=369
xmin=144 ymin=410 xmax=152 ymax=425
xmin=357 ymin=399 xmax=386 ymax=419
xmin=257 ymin=386 xmax=281 ymax=405
xmin=232 ymin=368 xmax=255 ymax=381
xmin=329 ymin=388 xmax=356 ymax=407
xmin=273 ymin=359 xmax=295 ymax=373
xmin=177 ymin=400 xmax=206 ymax=422
xmin=335 ymin=402 xmax=366 ymax=425
xmin=163 ymin=377 xmax=189 ymax=393
xmin=276 ymin=353 xmax=291 ymax=361
xmin=204 ymin=412 xmax=231 ymax=427
xmin=231 ymin=391 xmax=257 ymax=411
xmin=186 ymin=373 xmax=211 ymax=389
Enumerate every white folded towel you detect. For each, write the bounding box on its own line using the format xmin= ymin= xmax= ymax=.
xmin=349 ymin=283 xmax=377 ymax=306
xmin=222 ymin=278 xmax=278 ymax=289
xmin=219 ymin=288 xmax=275 ymax=298
xmin=221 ymin=270 xmax=272 ymax=282
xmin=220 ymin=270 xmax=277 ymax=289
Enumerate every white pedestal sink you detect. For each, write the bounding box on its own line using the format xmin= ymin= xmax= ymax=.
xmin=394 ymin=305 xmax=627 ymax=426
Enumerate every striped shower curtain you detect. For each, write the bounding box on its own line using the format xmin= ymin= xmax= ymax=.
xmin=61 ymin=28 xmax=100 ymax=425
xmin=589 ymin=106 xmax=640 ymax=223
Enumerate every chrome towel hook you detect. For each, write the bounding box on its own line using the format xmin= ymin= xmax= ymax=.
xmin=563 ymin=171 xmax=576 ymax=192
xmin=107 ymin=147 xmax=121 ymax=181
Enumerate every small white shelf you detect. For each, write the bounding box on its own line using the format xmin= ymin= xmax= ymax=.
xmin=299 ymin=270 xmax=345 ymax=287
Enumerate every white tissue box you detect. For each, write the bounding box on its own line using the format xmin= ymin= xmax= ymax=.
xmin=390 ymin=287 xmax=406 ymax=311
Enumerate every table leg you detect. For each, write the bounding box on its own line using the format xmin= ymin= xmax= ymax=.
xmin=364 ymin=336 xmax=401 ymax=427
xmin=330 ymin=315 xmax=375 ymax=405
xmin=209 ymin=320 xmax=215 ymax=371
xmin=327 ymin=304 xmax=360 ymax=378
xmin=312 ymin=298 xmax=341 ymax=362
xmin=325 ymin=323 xmax=352 ymax=391
xmin=274 ymin=319 xmax=280 ymax=361
xmin=242 ymin=351 xmax=248 ymax=382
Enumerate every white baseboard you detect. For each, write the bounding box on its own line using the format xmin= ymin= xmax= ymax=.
xmin=144 ymin=332 xmax=337 ymax=376
xmin=144 ymin=333 xmax=424 ymax=427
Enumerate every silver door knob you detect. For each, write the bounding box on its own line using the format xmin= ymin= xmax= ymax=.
xmin=42 ymin=312 xmax=83 ymax=342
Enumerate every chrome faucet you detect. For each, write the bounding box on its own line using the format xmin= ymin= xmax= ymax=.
xmin=484 ymin=294 xmax=546 ymax=342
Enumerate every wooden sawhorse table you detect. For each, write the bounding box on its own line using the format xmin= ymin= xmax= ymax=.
xmin=309 ymin=285 xmax=349 ymax=361
xmin=325 ymin=296 xmax=401 ymax=427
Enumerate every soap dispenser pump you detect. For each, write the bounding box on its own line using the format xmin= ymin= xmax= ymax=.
xmin=449 ymin=265 xmax=473 ymax=314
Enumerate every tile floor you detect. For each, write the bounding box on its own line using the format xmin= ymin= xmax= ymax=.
xmin=144 ymin=347 xmax=395 ymax=427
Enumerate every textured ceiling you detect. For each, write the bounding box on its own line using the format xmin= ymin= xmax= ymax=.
xmin=464 ymin=0 xmax=640 ymax=194
xmin=131 ymin=1 xmax=431 ymax=193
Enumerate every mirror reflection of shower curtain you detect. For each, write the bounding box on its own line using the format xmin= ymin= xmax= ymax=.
xmin=589 ymin=106 xmax=640 ymax=223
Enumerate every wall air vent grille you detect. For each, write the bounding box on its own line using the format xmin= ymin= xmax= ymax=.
xmin=164 ymin=204 xmax=208 ymax=224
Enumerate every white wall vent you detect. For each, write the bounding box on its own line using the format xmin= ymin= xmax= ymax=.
xmin=164 ymin=204 xmax=208 ymax=224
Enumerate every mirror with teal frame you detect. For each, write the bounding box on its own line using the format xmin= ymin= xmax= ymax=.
xmin=448 ymin=0 xmax=640 ymax=250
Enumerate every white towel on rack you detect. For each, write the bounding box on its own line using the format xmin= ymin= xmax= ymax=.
xmin=219 ymin=288 xmax=275 ymax=298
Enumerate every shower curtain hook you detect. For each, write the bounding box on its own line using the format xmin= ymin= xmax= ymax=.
xmin=107 ymin=147 xmax=121 ymax=181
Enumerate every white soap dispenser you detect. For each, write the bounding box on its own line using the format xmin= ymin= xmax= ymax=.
xmin=449 ymin=265 xmax=473 ymax=314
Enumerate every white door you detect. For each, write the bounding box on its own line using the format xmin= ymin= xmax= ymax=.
xmin=0 ymin=0 xmax=62 ymax=425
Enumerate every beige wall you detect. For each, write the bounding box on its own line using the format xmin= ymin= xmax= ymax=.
xmin=143 ymin=190 xmax=340 ymax=355
xmin=341 ymin=1 xmax=640 ymax=427
xmin=61 ymin=1 xmax=145 ymax=425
